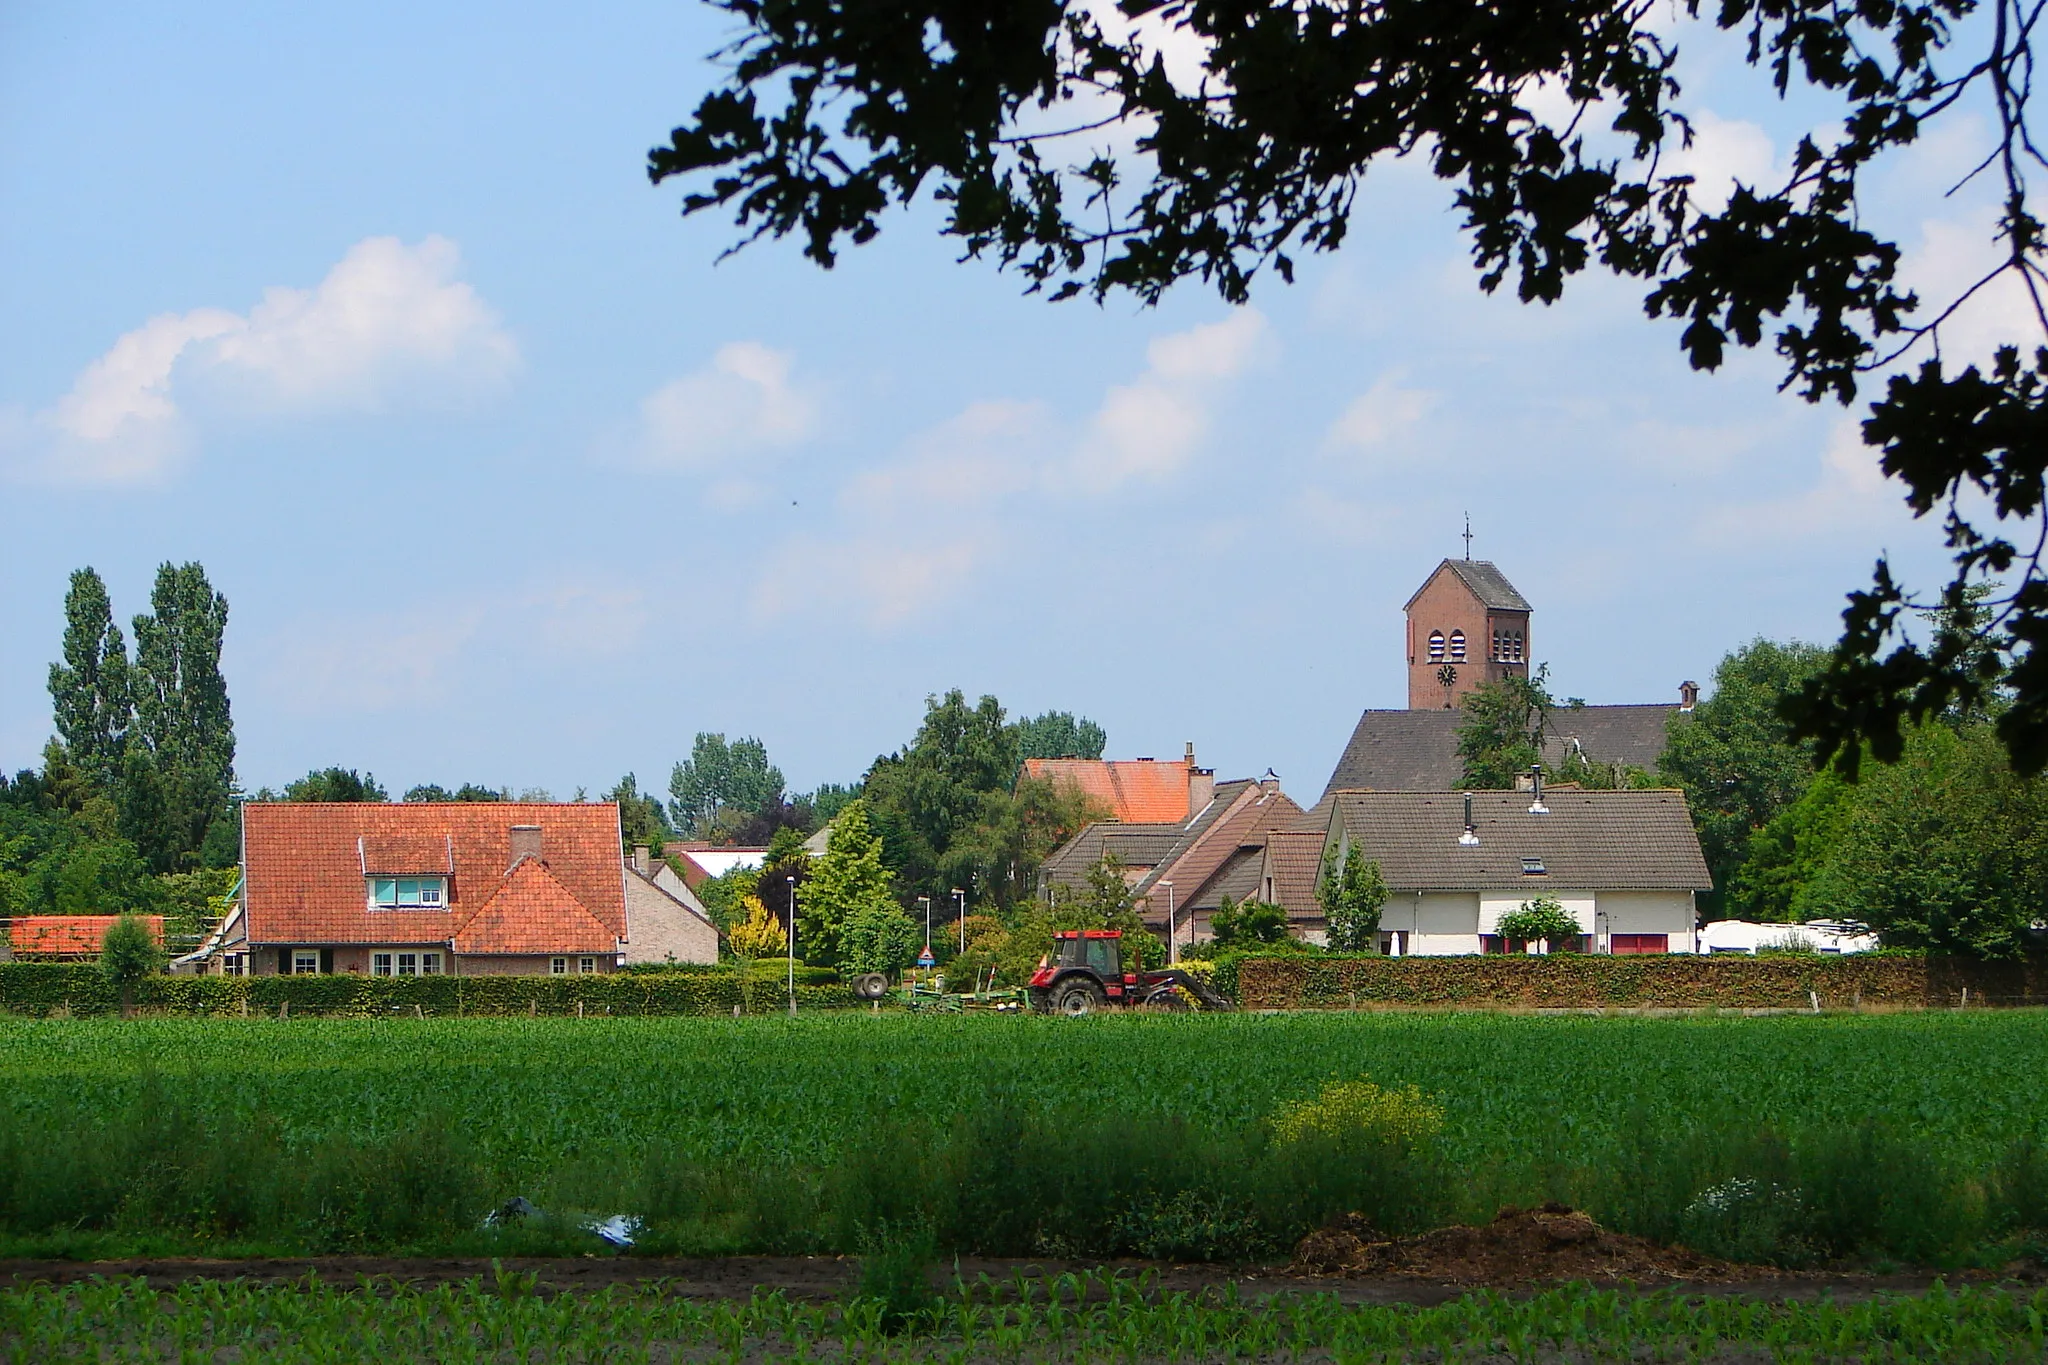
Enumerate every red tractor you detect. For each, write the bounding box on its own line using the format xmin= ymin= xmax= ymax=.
xmin=1027 ymin=929 xmax=1232 ymax=1015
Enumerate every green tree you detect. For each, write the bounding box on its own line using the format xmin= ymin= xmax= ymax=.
xmin=99 ymin=912 xmax=164 ymax=1017
xmin=752 ymin=825 xmax=812 ymax=916
xmin=668 ymin=733 xmax=785 ymax=840
xmin=940 ymin=773 xmax=1106 ymax=912
xmin=281 ymin=768 xmax=390 ymax=803
xmin=404 ymin=783 xmax=510 ymax=802
xmin=795 ymin=798 xmax=897 ymax=967
xmin=652 ymin=1 xmax=2048 ymax=777
xmin=1014 ymin=710 xmax=1107 ymax=761
xmin=604 ymin=774 xmax=669 ymax=852
xmin=128 ymin=562 xmax=236 ymax=867
xmin=1658 ymin=639 xmax=1829 ymax=917
xmin=1455 ymin=666 xmax=1574 ymax=789
xmin=47 ymin=568 xmax=133 ymax=790
xmin=1726 ymin=768 xmax=1858 ymax=922
xmin=799 ymin=782 xmax=858 ymax=824
xmin=1808 ymin=723 xmax=2048 ymax=958
xmin=1316 ymin=842 xmax=1389 ymax=952
xmin=1496 ymin=896 xmax=1583 ymax=953
xmin=1210 ymin=896 xmax=1290 ymax=947
xmin=863 ymin=689 xmax=1019 ymax=907
xmin=837 ymin=899 xmax=920 ymax=976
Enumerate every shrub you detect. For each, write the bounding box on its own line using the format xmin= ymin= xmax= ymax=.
xmin=1270 ymin=1077 xmax=1445 ymax=1148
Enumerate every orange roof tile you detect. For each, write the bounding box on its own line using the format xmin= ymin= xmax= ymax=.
xmin=10 ymin=915 xmax=164 ymax=956
xmin=1023 ymin=758 xmax=1193 ymax=823
xmin=243 ymin=802 xmax=625 ymax=948
xmin=452 ymin=856 xmax=618 ymax=955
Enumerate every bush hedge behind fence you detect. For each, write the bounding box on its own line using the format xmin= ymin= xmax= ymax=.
xmin=0 ymin=963 xmax=855 ymax=1018
xmin=1237 ymin=952 xmax=2048 ymax=1010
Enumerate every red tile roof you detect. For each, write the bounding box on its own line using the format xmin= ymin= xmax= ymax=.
xmin=452 ymin=856 xmax=618 ymax=955
xmin=1022 ymin=758 xmax=1193 ymax=823
xmin=10 ymin=915 xmax=164 ymax=957
xmin=242 ymin=802 xmax=625 ymax=949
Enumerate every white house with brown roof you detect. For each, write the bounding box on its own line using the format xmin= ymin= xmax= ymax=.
xmin=1311 ymin=788 xmax=1712 ymax=955
xmin=182 ymin=802 xmax=716 ymax=976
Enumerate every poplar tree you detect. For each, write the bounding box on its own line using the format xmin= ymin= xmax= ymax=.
xmin=47 ymin=568 xmax=133 ymax=789
xmin=128 ymin=563 xmax=236 ymax=868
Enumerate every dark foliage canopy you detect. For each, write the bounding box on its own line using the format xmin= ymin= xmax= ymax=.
xmin=653 ymin=0 xmax=2048 ymax=775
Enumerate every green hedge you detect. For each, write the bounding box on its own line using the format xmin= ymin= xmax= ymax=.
xmin=1235 ymin=952 xmax=2048 ymax=1010
xmin=0 ymin=964 xmax=856 ymax=1018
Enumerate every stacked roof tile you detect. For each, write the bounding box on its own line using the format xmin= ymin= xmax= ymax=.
xmin=1023 ymin=758 xmax=1195 ymax=822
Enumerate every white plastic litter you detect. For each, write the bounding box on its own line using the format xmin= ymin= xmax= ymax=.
xmin=583 ymin=1214 xmax=643 ymax=1248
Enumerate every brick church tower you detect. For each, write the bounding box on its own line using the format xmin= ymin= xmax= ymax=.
xmin=1405 ymin=559 xmax=1532 ymax=709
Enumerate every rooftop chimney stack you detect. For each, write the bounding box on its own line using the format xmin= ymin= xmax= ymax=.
xmin=1459 ymin=793 xmax=1481 ymax=846
xmin=509 ymin=825 xmax=543 ymax=870
xmin=632 ymin=844 xmax=650 ymax=876
xmin=1679 ymin=680 xmax=1700 ymax=712
xmin=1527 ymin=764 xmax=1549 ymax=815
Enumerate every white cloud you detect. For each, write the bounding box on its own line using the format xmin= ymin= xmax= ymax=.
xmin=1694 ymin=417 xmax=1896 ymax=544
xmin=3 ymin=236 xmax=515 ymax=486
xmin=1898 ymin=208 xmax=2046 ymax=370
xmin=627 ymin=342 xmax=819 ymax=472
xmin=1664 ymin=111 xmax=1777 ymax=212
xmin=1326 ymin=373 xmax=1439 ymax=451
xmin=753 ymin=537 xmax=982 ymax=629
xmin=1073 ymin=309 xmax=1267 ymax=490
xmin=260 ymin=603 xmax=486 ymax=714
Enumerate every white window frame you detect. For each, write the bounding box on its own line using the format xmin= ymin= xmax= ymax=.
xmin=550 ymin=957 xmax=568 ymax=975
xmin=397 ymin=952 xmax=419 ymax=976
xmin=367 ymin=876 xmax=449 ymax=910
xmin=371 ymin=952 xmax=394 ymax=977
xmin=421 ymin=952 xmax=442 ymax=975
xmin=577 ymin=956 xmax=597 ymax=974
xmin=292 ymin=950 xmax=320 ymax=975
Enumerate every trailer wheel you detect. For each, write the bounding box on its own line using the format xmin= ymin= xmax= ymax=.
xmin=1053 ymin=979 xmax=1106 ymax=1016
xmin=851 ymin=973 xmax=889 ymax=1001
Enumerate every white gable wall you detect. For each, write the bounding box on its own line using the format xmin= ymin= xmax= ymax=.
xmin=1594 ymin=890 xmax=1698 ymax=952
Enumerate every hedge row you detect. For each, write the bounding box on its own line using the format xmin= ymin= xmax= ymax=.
xmin=1235 ymin=952 xmax=2048 ymax=1010
xmin=0 ymin=963 xmax=857 ymax=1018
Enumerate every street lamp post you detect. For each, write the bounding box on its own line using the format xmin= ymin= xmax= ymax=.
xmin=918 ymin=896 xmax=931 ymax=964
xmin=952 ymin=888 xmax=966 ymax=956
xmin=786 ymin=875 xmax=797 ymax=1017
xmin=1160 ymin=881 xmax=1175 ymax=965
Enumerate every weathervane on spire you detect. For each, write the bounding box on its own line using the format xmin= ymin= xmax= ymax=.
xmin=1462 ymin=513 xmax=1473 ymax=560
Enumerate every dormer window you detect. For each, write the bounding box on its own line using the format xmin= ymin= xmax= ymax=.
xmin=1521 ymin=856 xmax=1546 ymax=876
xmin=1427 ymin=630 xmax=1446 ymax=662
xmin=370 ymin=876 xmax=447 ymax=909
xmin=1449 ymin=629 xmax=1467 ymax=662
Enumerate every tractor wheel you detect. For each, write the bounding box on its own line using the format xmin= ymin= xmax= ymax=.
xmin=1027 ymin=988 xmax=1051 ymax=1014
xmin=1052 ymin=979 xmax=1106 ymax=1016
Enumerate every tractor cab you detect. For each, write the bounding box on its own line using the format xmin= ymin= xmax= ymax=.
xmin=1047 ymin=929 xmax=1124 ymax=978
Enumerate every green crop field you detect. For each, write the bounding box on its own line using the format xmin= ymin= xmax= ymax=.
xmin=7 ymin=1274 xmax=2048 ymax=1364
xmin=2 ymin=1012 xmax=2046 ymax=1266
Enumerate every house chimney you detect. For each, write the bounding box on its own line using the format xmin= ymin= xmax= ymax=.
xmin=1527 ymin=764 xmax=1548 ymax=815
xmin=1679 ymin=679 xmax=1700 ymax=712
xmin=509 ymin=825 xmax=543 ymax=869
xmin=1459 ymin=793 xmax=1481 ymax=846
xmin=1188 ymin=759 xmax=1215 ymax=817
xmin=632 ymin=844 xmax=650 ymax=876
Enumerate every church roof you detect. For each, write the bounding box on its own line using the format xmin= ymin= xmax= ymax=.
xmin=1405 ymin=559 xmax=1532 ymax=612
xmin=1321 ymin=704 xmax=1686 ymax=799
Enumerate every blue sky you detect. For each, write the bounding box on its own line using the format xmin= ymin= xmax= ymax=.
xmin=1 ymin=2 xmax=2018 ymax=804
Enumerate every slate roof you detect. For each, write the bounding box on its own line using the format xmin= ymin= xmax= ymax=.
xmin=1022 ymin=758 xmax=1194 ymax=822
xmin=1405 ymin=559 xmax=1531 ymax=612
xmin=242 ymin=802 xmax=626 ymax=948
xmin=1322 ymin=789 xmax=1710 ymax=891
xmin=453 ymin=855 xmax=619 ymax=955
xmin=10 ymin=915 xmax=164 ymax=957
xmin=1321 ymin=705 xmax=1686 ymax=798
